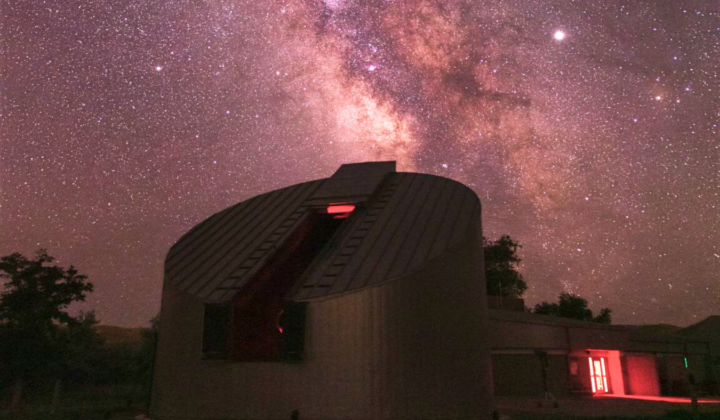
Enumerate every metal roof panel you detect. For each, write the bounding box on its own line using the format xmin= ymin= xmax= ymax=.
xmin=163 ymin=162 xmax=481 ymax=303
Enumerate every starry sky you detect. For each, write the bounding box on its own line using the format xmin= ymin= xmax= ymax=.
xmin=2 ymin=0 xmax=718 ymax=328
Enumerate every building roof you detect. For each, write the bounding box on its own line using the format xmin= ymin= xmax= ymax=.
xmin=489 ymin=310 xmax=713 ymax=355
xmin=165 ymin=162 xmax=481 ymax=303
xmin=627 ymin=316 xmax=720 ymax=357
xmin=489 ymin=309 xmax=630 ymax=331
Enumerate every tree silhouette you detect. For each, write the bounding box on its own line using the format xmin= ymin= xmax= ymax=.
xmin=50 ymin=311 xmax=105 ymax=412
xmin=593 ymin=307 xmax=612 ymax=324
xmin=533 ymin=292 xmax=612 ymax=324
xmin=483 ymin=235 xmax=527 ymax=298
xmin=0 ymin=250 xmax=93 ymax=409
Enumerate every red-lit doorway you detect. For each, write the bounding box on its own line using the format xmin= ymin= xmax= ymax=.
xmin=589 ymin=357 xmax=609 ymax=393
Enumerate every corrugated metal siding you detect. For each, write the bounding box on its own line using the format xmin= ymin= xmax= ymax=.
xmin=196 ymin=181 xmax=319 ymax=300
xmin=164 ymin=162 xmax=481 ymax=303
xmin=152 ymin=232 xmax=494 ymax=420
xmin=165 ymin=180 xmax=322 ymax=299
xmin=297 ymin=173 xmax=480 ymax=300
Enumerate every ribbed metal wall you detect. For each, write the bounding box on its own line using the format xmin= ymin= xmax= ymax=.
xmin=151 ymin=233 xmax=494 ymax=420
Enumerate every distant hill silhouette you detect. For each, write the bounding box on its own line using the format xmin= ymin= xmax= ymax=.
xmin=676 ymin=315 xmax=720 ymax=340
xmin=676 ymin=316 xmax=720 ymax=356
xmin=96 ymin=325 xmax=144 ymax=348
xmin=623 ymin=316 xmax=720 ymax=355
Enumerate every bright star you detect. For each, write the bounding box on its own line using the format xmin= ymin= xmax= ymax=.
xmin=155 ymin=66 xmax=163 ymax=71
xmin=367 ymin=65 xmax=377 ymax=72
xmin=554 ymin=30 xmax=566 ymax=41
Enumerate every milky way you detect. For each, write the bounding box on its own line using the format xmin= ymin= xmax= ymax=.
xmin=2 ymin=0 xmax=718 ymax=327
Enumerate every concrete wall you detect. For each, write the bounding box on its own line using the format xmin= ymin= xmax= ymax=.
xmin=569 ymin=327 xmax=630 ymax=350
xmin=489 ymin=313 xmax=630 ymax=353
xmin=150 ymin=234 xmax=493 ymax=420
xmin=492 ymin=353 xmax=569 ymax=397
xmin=490 ymin=320 xmax=568 ymax=350
xmin=657 ymin=354 xmax=690 ymax=396
xmin=623 ymin=354 xmax=660 ymax=396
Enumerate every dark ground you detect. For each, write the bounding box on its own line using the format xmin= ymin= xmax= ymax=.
xmin=495 ymin=396 xmax=720 ymax=420
xmin=4 ymin=392 xmax=720 ymax=419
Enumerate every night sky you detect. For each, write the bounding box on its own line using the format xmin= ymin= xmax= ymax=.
xmin=2 ymin=0 xmax=718 ymax=328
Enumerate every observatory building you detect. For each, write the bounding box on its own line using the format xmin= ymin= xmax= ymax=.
xmin=150 ymin=162 xmax=495 ymax=420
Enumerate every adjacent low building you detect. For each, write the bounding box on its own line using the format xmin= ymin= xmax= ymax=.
xmin=488 ymin=299 xmax=718 ymax=399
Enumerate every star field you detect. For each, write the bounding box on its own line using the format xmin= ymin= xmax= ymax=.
xmin=2 ymin=0 xmax=718 ymax=327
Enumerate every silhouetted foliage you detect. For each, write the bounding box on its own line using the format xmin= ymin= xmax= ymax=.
xmin=54 ymin=311 xmax=106 ymax=385
xmin=0 ymin=250 xmax=93 ymax=409
xmin=483 ymin=235 xmax=527 ymax=298
xmin=533 ymin=292 xmax=612 ymax=324
xmin=138 ymin=315 xmax=159 ymax=393
xmin=593 ymin=307 xmax=612 ymax=324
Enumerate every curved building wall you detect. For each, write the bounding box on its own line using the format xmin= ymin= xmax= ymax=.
xmin=151 ymin=230 xmax=493 ymax=419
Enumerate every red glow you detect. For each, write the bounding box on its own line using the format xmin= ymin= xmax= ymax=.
xmin=607 ymin=350 xmax=625 ymax=396
xmin=276 ymin=310 xmax=284 ymax=334
xmin=589 ymin=358 xmax=596 ymax=393
xmin=327 ymin=204 xmax=356 ymax=214
xmin=624 ymin=354 xmax=661 ymax=396
xmin=596 ymin=394 xmax=720 ymax=404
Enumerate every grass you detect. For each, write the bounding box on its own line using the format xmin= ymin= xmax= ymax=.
xmin=8 ymin=406 xmax=718 ymax=420
xmin=5 ymin=390 xmax=719 ymax=420
xmin=0 ymin=385 xmax=148 ymax=420
xmin=1 ymin=406 xmax=138 ymax=420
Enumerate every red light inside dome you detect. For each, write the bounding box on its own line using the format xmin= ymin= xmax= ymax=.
xmin=276 ymin=310 xmax=284 ymax=334
xmin=327 ymin=204 xmax=356 ymax=214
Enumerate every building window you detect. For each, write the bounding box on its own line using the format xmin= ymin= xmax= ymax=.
xmin=279 ymin=302 xmax=307 ymax=361
xmin=202 ymin=303 xmax=231 ymax=359
xmin=570 ymin=360 xmax=579 ymax=376
xmin=202 ymin=301 xmax=307 ymax=361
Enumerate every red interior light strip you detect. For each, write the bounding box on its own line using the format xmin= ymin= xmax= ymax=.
xmin=276 ymin=310 xmax=284 ymax=334
xmin=327 ymin=204 xmax=356 ymax=214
